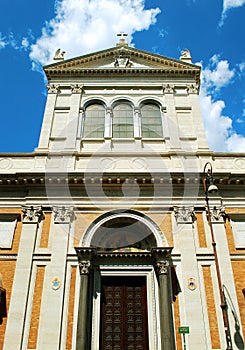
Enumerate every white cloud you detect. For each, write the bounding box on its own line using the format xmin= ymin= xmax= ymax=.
xmin=199 ymin=91 xmax=232 ymax=151
xmin=201 ymin=54 xmax=234 ymax=90
xmin=223 ymin=0 xmax=245 ymax=11
xmin=21 ymin=37 xmax=29 ymax=50
xmin=220 ymin=0 xmax=245 ymax=26
xmin=0 ymin=33 xmax=6 ymax=49
xmin=199 ymin=55 xmax=245 ymax=152
xmin=237 ymin=61 xmax=245 ymax=75
xmin=29 ymin=0 xmax=160 ymax=68
xmin=226 ymin=133 xmax=245 ymax=152
xmin=159 ymin=29 xmax=168 ymax=38
xmin=0 ymin=32 xmax=32 ymax=51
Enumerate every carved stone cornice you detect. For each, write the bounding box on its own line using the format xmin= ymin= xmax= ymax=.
xmin=53 ymin=206 xmax=74 ymax=223
xmin=47 ymin=83 xmax=60 ymax=94
xmin=75 ymin=247 xmax=97 ymax=261
xmin=1 ymin=171 xmax=245 ymax=187
xmin=22 ymin=206 xmax=43 ymax=223
xmin=44 ymin=68 xmax=200 ymax=87
xmin=174 ymin=206 xmax=196 ymax=223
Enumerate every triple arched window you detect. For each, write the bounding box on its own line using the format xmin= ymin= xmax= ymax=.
xmin=82 ymin=101 xmax=163 ymax=139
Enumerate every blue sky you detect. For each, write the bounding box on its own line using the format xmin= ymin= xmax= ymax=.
xmin=0 ymin=0 xmax=244 ymax=152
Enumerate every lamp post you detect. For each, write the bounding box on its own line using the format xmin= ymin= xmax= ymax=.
xmin=203 ymin=162 xmax=233 ymax=350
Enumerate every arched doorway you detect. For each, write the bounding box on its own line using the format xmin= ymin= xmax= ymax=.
xmin=75 ymin=210 xmax=177 ymax=350
xmin=82 ymin=209 xmax=168 ymax=248
xmin=90 ymin=216 xmax=157 ymax=252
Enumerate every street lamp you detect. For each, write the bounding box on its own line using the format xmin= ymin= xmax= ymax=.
xmin=203 ymin=162 xmax=233 ymax=350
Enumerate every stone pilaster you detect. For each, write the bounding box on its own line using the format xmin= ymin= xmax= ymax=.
xmin=3 ymin=207 xmax=43 ymax=350
xmin=134 ymin=107 xmax=141 ymax=139
xmin=162 ymin=84 xmax=181 ymax=150
xmin=75 ymin=248 xmax=95 ymax=350
xmin=153 ymin=248 xmax=175 ymax=350
xmin=172 ymin=211 xmax=207 ymax=349
xmin=104 ymin=107 xmax=112 ymax=138
xmin=37 ymin=206 xmax=74 ymax=350
xmin=37 ymin=84 xmax=60 ymax=151
xmin=161 ymin=107 xmax=169 ymax=139
xmin=65 ymin=84 xmax=83 ymax=151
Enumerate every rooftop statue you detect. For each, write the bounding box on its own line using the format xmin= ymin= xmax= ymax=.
xmin=53 ymin=48 xmax=66 ymax=61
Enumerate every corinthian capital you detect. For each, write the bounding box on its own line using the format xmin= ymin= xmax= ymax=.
xmin=156 ymin=260 xmax=169 ymax=275
xmin=174 ymin=206 xmax=196 ymax=224
xmin=162 ymin=84 xmax=175 ymax=94
xmin=71 ymin=84 xmax=83 ymax=94
xmin=47 ymin=83 xmax=60 ymax=94
xmin=209 ymin=205 xmax=227 ymax=223
xmin=22 ymin=206 xmax=43 ymax=223
xmin=79 ymin=260 xmax=91 ymax=275
xmin=53 ymin=206 xmax=74 ymax=223
xmin=187 ymin=84 xmax=198 ymax=94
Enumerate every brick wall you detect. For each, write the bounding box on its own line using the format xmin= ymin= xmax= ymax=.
xmin=0 ymin=260 xmax=16 ymax=349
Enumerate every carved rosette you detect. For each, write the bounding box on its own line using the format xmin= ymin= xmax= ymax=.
xmin=71 ymin=84 xmax=83 ymax=94
xmin=79 ymin=260 xmax=91 ymax=275
xmin=174 ymin=206 xmax=196 ymax=224
xmin=209 ymin=205 xmax=226 ymax=223
xmin=53 ymin=206 xmax=74 ymax=223
xmin=22 ymin=206 xmax=43 ymax=223
xmin=156 ymin=260 xmax=169 ymax=275
xmin=47 ymin=83 xmax=60 ymax=94
xmin=187 ymin=84 xmax=198 ymax=94
xmin=162 ymin=84 xmax=175 ymax=94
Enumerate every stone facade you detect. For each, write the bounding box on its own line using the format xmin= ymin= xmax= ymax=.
xmin=0 ymin=38 xmax=245 ymax=349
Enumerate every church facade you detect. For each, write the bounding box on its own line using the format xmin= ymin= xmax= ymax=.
xmin=0 ymin=36 xmax=245 ymax=349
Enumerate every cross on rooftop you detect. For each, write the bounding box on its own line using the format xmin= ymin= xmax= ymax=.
xmin=116 ymin=32 xmax=128 ymax=47
xmin=117 ymin=32 xmax=128 ymax=39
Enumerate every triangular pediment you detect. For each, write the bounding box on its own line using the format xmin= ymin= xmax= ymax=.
xmin=44 ymin=45 xmax=199 ymax=71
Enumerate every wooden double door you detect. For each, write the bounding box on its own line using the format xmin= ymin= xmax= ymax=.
xmin=100 ymin=276 xmax=149 ymax=350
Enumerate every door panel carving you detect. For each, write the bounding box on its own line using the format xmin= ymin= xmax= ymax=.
xmin=100 ymin=276 xmax=149 ymax=350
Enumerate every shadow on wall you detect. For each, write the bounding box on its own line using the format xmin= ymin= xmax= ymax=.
xmin=223 ymin=285 xmax=244 ymax=349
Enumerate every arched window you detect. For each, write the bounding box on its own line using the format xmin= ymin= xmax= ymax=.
xmin=141 ymin=103 xmax=163 ymax=138
xmin=90 ymin=217 xmax=157 ymax=251
xmin=83 ymin=103 xmax=105 ymax=138
xmin=112 ymin=103 xmax=134 ymax=138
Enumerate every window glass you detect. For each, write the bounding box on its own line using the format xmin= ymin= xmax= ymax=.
xmin=113 ymin=103 xmax=134 ymax=138
xmin=83 ymin=104 xmax=105 ymax=138
xmin=141 ymin=103 xmax=163 ymax=138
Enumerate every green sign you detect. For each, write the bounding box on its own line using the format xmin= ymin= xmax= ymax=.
xmin=178 ymin=326 xmax=190 ymax=334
